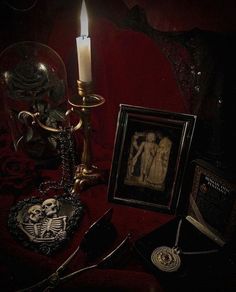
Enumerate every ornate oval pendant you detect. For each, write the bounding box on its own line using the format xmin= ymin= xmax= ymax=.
xmin=151 ymin=246 xmax=181 ymax=272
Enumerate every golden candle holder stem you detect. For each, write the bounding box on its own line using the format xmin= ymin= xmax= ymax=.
xmin=68 ymin=80 xmax=105 ymax=193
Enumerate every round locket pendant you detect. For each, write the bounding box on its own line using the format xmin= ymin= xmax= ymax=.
xmin=151 ymin=246 xmax=181 ymax=272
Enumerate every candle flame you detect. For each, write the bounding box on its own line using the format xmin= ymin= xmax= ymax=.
xmin=80 ymin=0 xmax=88 ymax=36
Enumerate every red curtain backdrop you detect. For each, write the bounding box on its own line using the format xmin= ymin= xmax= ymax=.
xmin=124 ymin=0 xmax=236 ymax=31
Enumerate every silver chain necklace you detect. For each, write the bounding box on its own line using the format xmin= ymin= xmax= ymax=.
xmin=151 ymin=219 xmax=219 ymax=272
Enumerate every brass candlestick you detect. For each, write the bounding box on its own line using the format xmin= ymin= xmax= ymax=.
xmin=68 ymin=80 xmax=105 ymax=193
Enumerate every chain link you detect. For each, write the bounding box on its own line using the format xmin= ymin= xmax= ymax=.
xmin=38 ymin=127 xmax=76 ymax=196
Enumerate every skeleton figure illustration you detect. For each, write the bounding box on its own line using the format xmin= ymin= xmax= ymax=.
xmin=41 ymin=198 xmax=67 ymax=241
xmin=125 ymin=131 xmax=172 ymax=190
xmin=133 ymin=132 xmax=158 ymax=182
xmin=19 ymin=198 xmax=67 ymax=243
xmin=19 ymin=204 xmax=43 ymax=242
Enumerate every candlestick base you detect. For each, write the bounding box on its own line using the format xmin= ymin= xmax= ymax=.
xmin=72 ymin=164 xmax=105 ymax=193
xmin=68 ymin=80 xmax=106 ymax=194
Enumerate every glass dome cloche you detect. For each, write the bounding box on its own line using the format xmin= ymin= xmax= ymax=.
xmin=0 ymin=41 xmax=68 ymax=161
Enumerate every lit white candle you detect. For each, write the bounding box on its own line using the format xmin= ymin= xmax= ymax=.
xmin=76 ymin=0 xmax=92 ymax=82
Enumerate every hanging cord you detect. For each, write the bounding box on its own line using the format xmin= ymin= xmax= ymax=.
xmin=3 ymin=0 xmax=38 ymax=12
xmin=38 ymin=127 xmax=76 ymax=196
xmin=173 ymin=219 xmax=219 ymax=255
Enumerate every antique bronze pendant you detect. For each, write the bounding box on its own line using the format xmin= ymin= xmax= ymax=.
xmin=151 ymin=246 xmax=181 ymax=272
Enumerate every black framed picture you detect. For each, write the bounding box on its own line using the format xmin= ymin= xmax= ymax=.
xmin=108 ymin=104 xmax=197 ymax=214
xmin=188 ymin=159 xmax=236 ymax=244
